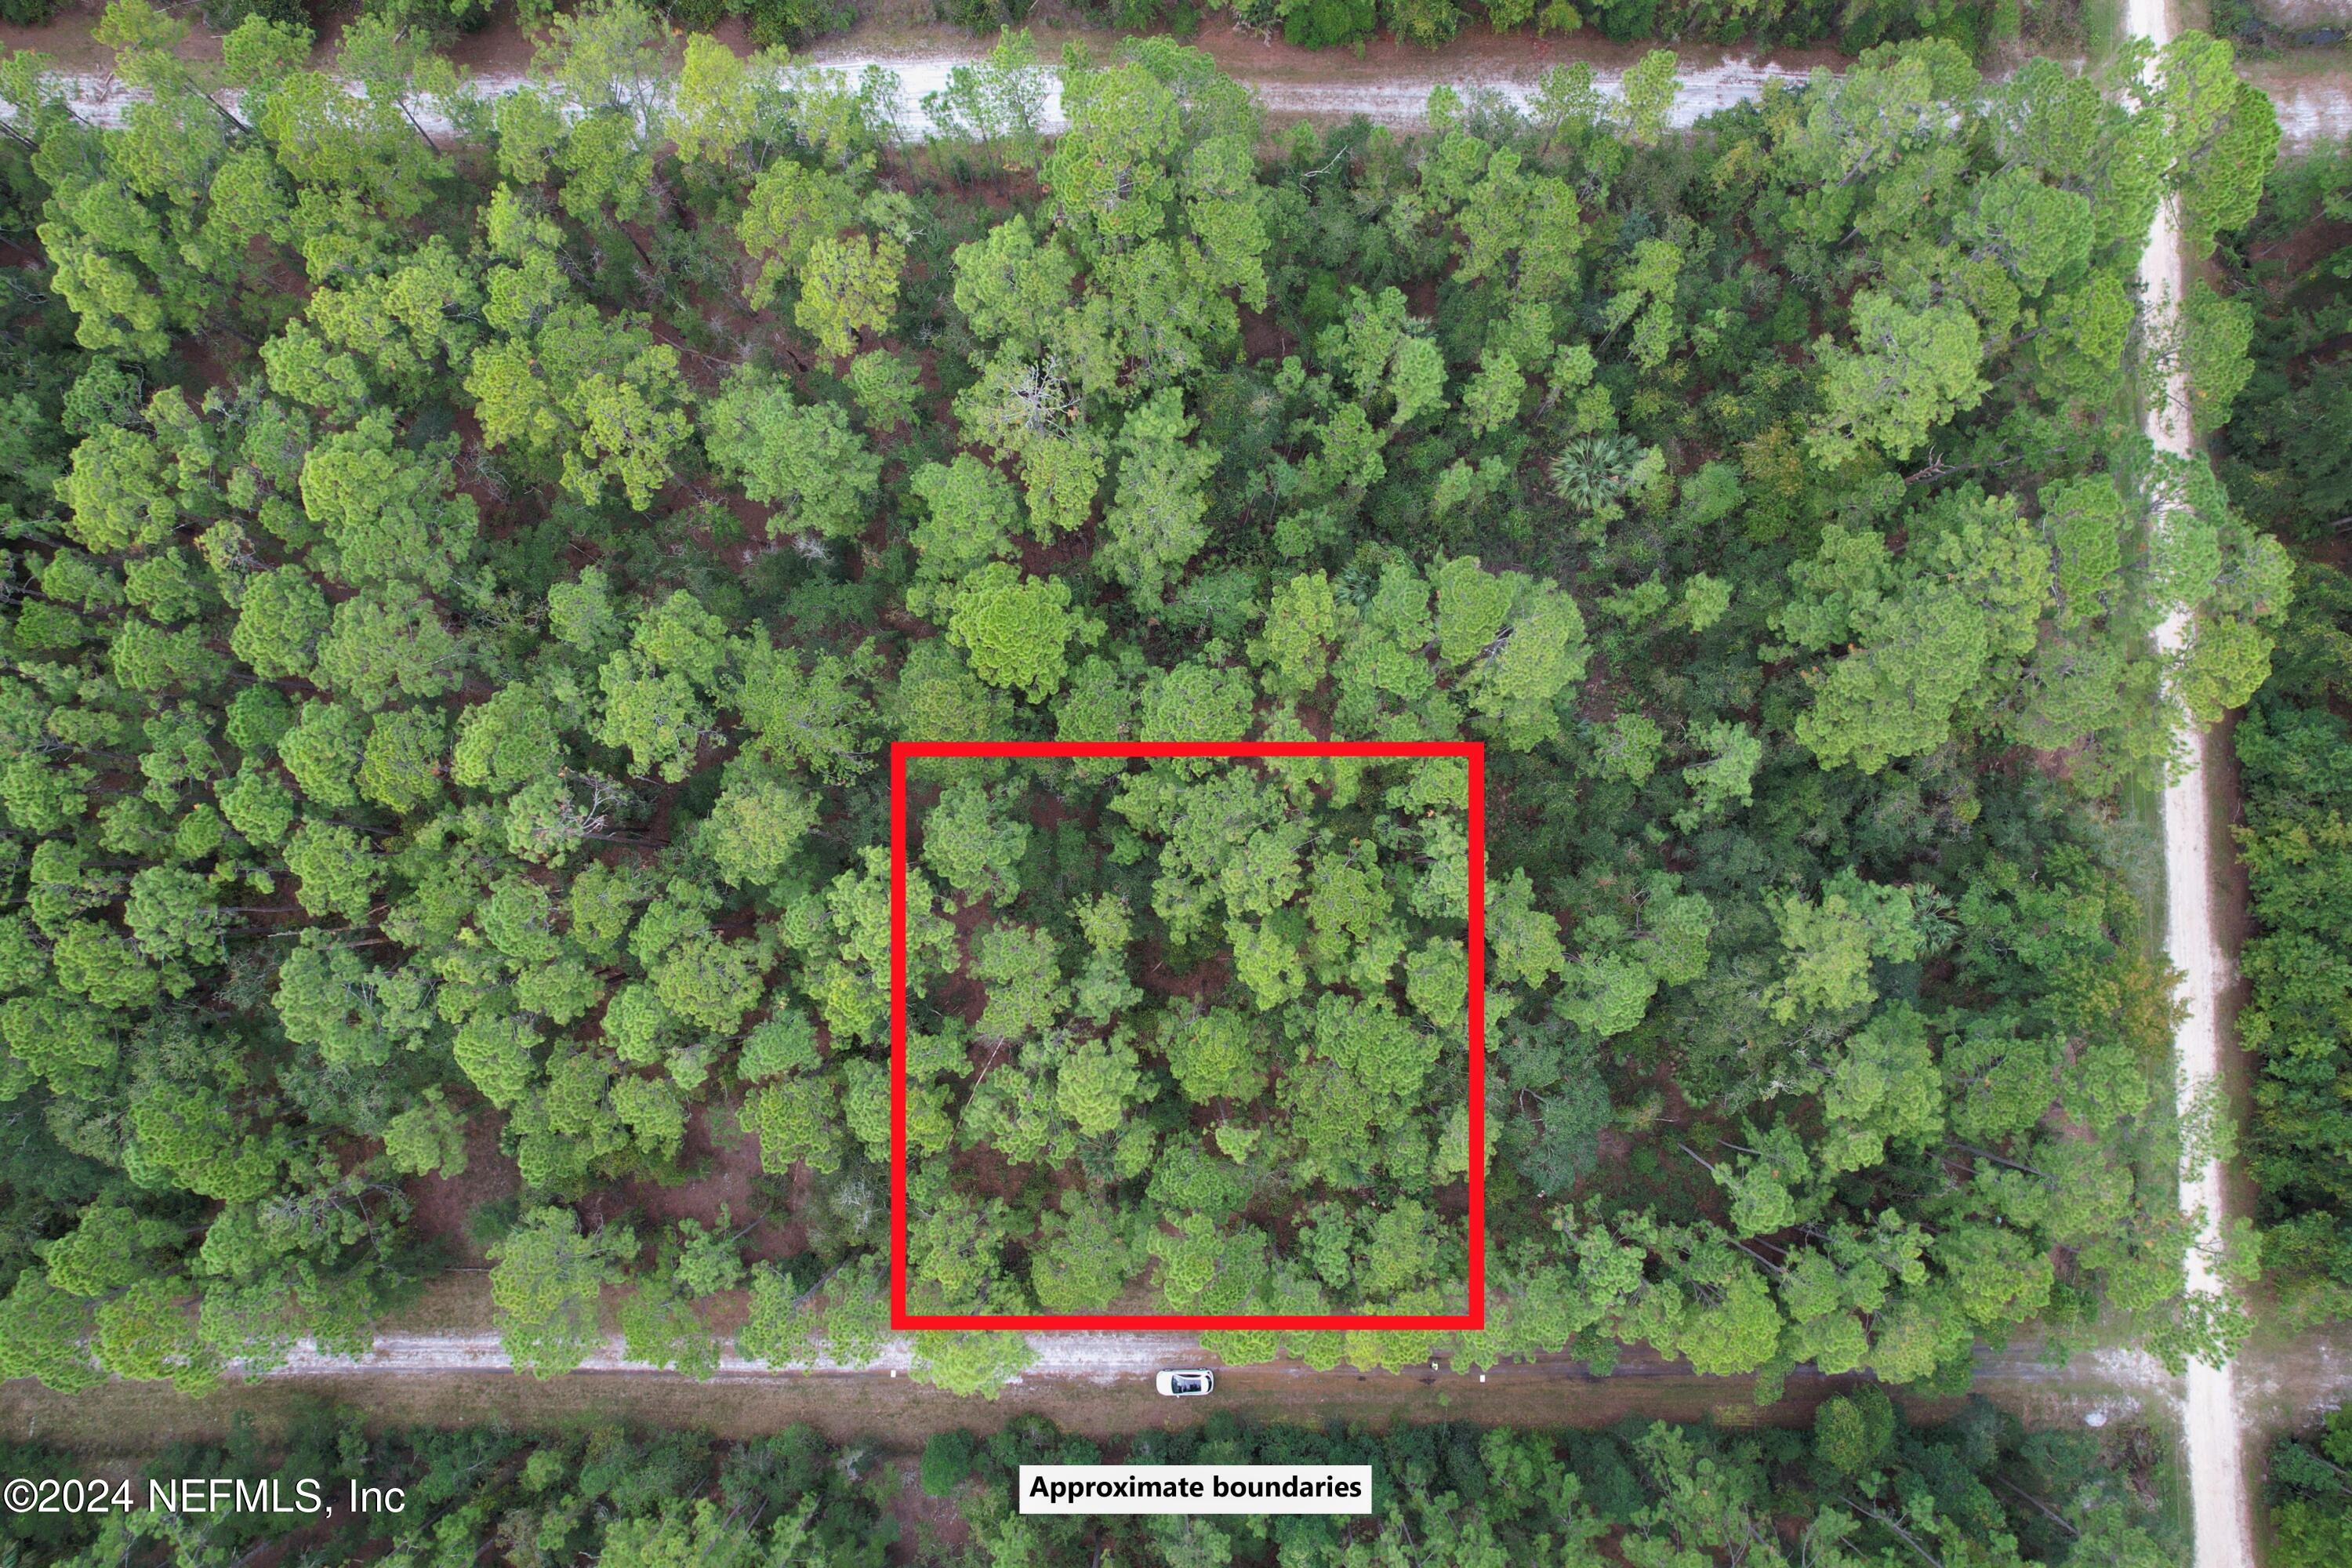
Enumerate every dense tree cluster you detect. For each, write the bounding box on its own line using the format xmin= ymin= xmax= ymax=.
xmin=2 ymin=1400 xmax=2177 ymax=1567
xmin=904 ymin=753 xmax=1483 ymax=1318
xmin=2212 ymin=142 xmax=2352 ymax=1329
xmin=0 ymin=0 xmax=2070 ymax=73
xmin=360 ymin=0 xmax=2019 ymax=64
xmin=0 ymin=5 xmax=2282 ymax=1396
xmin=1181 ymin=0 xmax=2016 ymax=54
xmin=2269 ymin=1406 xmax=2352 ymax=1568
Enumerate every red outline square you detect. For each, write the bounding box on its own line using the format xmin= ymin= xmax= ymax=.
xmin=888 ymin=739 xmax=1486 ymax=1332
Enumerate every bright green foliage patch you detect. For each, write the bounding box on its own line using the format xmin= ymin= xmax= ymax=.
xmin=904 ymin=754 xmax=1473 ymax=1317
xmin=2216 ymin=145 xmax=2352 ymax=1330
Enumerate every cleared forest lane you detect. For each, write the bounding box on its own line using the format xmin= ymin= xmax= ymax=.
xmin=2128 ymin=0 xmax=2256 ymax=1563
xmin=789 ymin=45 xmax=1821 ymax=131
xmin=256 ymin=1330 xmax=1207 ymax=1381
xmin=1 ymin=1333 xmax=2198 ymax=1455
xmin=13 ymin=48 xmax=2344 ymax=144
xmin=8 ymin=54 xmax=1817 ymax=136
xmin=244 ymin=1330 xmax=2177 ymax=1385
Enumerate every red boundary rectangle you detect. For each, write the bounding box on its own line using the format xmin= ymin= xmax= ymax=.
xmin=889 ymin=739 xmax=1486 ymax=1332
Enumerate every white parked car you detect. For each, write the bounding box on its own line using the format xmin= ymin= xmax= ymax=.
xmin=1155 ymin=1370 xmax=1214 ymax=1396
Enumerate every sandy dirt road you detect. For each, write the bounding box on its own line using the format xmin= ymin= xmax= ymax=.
xmin=7 ymin=52 xmax=1818 ymax=136
xmin=27 ymin=1321 xmax=2352 ymax=1463
xmin=2129 ymin=0 xmax=2259 ymax=1562
xmin=797 ymin=43 xmax=1824 ymax=132
xmin=10 ymin=45 xmax=2343 ymax=144
xmin=219 ymin=1328 xmax=2168 ymax=1389
xmin=256 ymin=1328 xmax=1200 ymax=1381
xmin=0 ymin=1332 xmax=2177 ymax=1456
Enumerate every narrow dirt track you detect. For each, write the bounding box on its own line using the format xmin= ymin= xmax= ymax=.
xmin=7 ymin=52 xmax=1820 ymax=136
xmin=255 ymin=1329 xmax=1203 ymax=1381
xmin=223 ymin=1329 xmax=2169 ymax=1388
xmin=10 ymin=45 xmax=2345 ymax=144
xmin=1 ymin=1332 xmax=2184 ymax=1456
xmin=793 ymin=43 xmax=1824 ymax=131
xmin=2130 ymin=0 xmax=2259 ymax=1562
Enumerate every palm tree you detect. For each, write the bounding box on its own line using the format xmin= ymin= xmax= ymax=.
xmin=1549 ymin=433 xmax=1646 ymax=514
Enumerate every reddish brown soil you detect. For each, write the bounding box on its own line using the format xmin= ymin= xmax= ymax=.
xmin=2201 ymin=710 xmax=2263 ymax=1263
xmin=713 ymin=488 xmax=781 ymax=550
xmin=886 ymin=1456 xmax=974 ymax=1564
xmin=1025 ymin=784 xmax=1086 ymax=834
xmin=405 ymin=1098 xmax=808 ymax=1270
xmin=423 ymin=11 xmax=551 ymax=75
xmin=2246 ymin=218 xmax=2352 ymax=289
xmin=401 ymin=1112 xmax=520 ymax=1268
xmin=946 ymin=1139 xmax=1055 ymax=1204
xmin=932 ymin=894 xmax=996 ymax=1027
xmin=931 ymin=964 xmax=990 ymax=1029
xmin=593 ymin=1100 xmax=807 ymax=1263
xmin=1240 ymin=304 xmax=1294 ymax=365
xmin=1138 ymin=938 xmax=1231 ymax=1003
xmin=1018 ymin=520 xmax=1098 ymax=578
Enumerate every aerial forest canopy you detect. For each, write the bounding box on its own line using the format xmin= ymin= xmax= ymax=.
xmin=0 ymin=0 xmax=2056 ymax=66
xmin=0 ymin=3 xmax=2287 ymax=1395
xmin=902 ymin=750 xmax=1479 ymax=1319
xmin=2210 ymin=143 xmax=2352 ymax=1329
